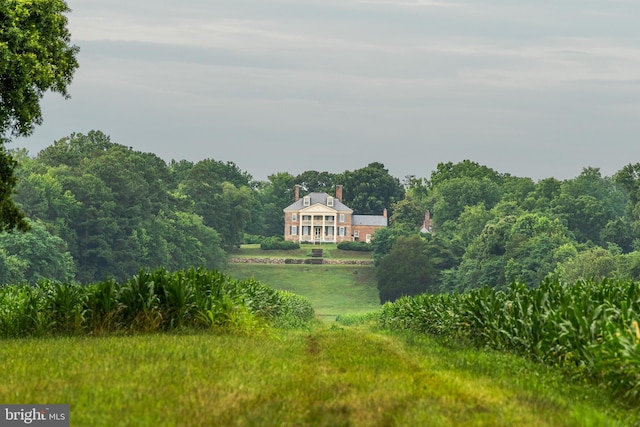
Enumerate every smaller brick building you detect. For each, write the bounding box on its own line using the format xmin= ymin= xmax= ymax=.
xmin=283 ymin=185 xmax=387 ymax=243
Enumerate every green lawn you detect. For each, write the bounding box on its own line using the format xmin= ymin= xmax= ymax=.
xmin=231 ymin=243 xmax=374 ymax=260
xmin=224 ymin=264 xmax=380 ymax=321
xmin=1 ymin=327 xmax=637 ymax=426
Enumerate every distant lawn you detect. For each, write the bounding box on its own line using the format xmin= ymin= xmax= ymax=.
xmin=224 ymin=263 xmax=380 ymax=321
xmin=232 ymin=243 xmax=373 ymax=261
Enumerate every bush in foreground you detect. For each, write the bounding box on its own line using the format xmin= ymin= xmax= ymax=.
xmin=379 ymin=278 xmax=640 ymax=404
xmin=0 ymin=267 xmax=314 ymax=337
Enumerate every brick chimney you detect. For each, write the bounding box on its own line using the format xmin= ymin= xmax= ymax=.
xmin=294 ymin=184 xmax=300 ymax=202
xmin=335 ymin=185 xmax=343 ymax=202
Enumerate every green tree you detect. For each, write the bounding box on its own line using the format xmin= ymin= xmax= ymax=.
xmin=501 ymin=175 xmax=535 ymax=205
xmin=522 ymin=177 xmax=562 ymax=212
xmin=0 ymin=0 xmax=78 ymax=230
xmin=376 ymin=235 xmax=434 ymax=303
xmin=613 ymin=163 xmax=640 ymax=248
xmin=294 ymin=170 xmax=337 ymax=194
xmin=389 ymin=195 xmax=427 ymax=232
xmin=454 ymin=203 xmax=493 ymax=247
xmin=0 ymin=218 xmax=76 ymax=284
xmin=180 ymin=159 xmax=254 ymax=250
xmin=429 ymin=177 xmax=502 ymax=225
xmin=0 ymin=248 xmax=28 ymax=284
xmin=38 ymin=133 xmax=177 ymax=281
xmin=427 ymin=160 xmax=503 ymax=190
xmin=339 ymin=162 xmax=404 ymax=215
xmin=452 ymin=215 xmax=517 ymax=291
xmin=247 ymin=172 xmax=296 ymax=237
xmin=149 ymin=211 xmax=226 ymax=271
xmin=554 ymin=247 xmax=617 ymax=284
xmin=213 ymin=182 xmax=253 ymax=250
xmin=370 ymin=226 xmax=409 ymax=266
xmin=554 ymin=169 xmax=626 ymax=238
xmin=503 ymin=214 xmax=574 ymax=286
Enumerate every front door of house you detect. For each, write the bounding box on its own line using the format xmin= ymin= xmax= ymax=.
xmin=314 ymin=226 xmax=322 ymax=240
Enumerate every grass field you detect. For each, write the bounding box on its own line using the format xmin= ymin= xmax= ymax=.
xmin=1 ymin=327 xmax=637 ymax=426
xmin=4 ymin=249 xmax=636 ymax=425
xmin=230 ymin=243 xmax=374 ymax=261
xmin=225 ymin=244 xmax=381 ymax=321
xmin=224 ymin=264 xmax=380 ymax=321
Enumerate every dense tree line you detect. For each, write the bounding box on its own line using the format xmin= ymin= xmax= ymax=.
xmin=2 ymin=131 xmax=403 ymax=284
xmin=375 ymin=160 xmax=640 ymax=302
xmin=5 ymin=131 xmax=640 ymax=298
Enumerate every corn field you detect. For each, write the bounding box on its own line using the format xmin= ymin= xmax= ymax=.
xmin=0 ymin=267 xmax=314 ymax=337
xmin=379 ymin=278 xmax=640 ymax=404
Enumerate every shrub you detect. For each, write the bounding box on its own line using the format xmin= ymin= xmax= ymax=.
xmin=337 ymin=241 xmax=373 ymax=251
xmin=378 ymin=278 xmax=640 ymax=405
xmin=0 ymin=267 xmax=314 ymax=337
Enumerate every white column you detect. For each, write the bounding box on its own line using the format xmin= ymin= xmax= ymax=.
xmin=310 ymin=214 xmax=315 ymax=243
xmin=322 ymin=215 xmax=326 ymax=243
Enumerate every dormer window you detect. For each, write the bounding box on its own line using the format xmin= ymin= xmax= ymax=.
xmin=327 ymin=196 xmax=334 ymax=207
xmin=303 ymin=196 xmax=310 ymax=207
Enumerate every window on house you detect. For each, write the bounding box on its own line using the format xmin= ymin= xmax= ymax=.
xmin=291 ymin=213 xmax=297 ymax=222
xmin=290 ymin=226 xmax=298 ymax=235
xmin=338 ymin=227 xmax=346 ymax=236
xmin=366 ymin=234 xmax=372 ymax=243
xmin=326 ymin=226 xmax=334 ymax=236
xmin=327 ymin=196 xmax=334 ymax=207
xmin=354 ymin=230 xmax=359 ymax=238
xmin=302 ymin=215 xmax=311 ymax=221
xmin=303 ymin=196 xmax=310 ymax=207
xmin=339 ymin=214 xmax=346 ymax=222
xmin=302 ymin=226 xmax=311 ymax=235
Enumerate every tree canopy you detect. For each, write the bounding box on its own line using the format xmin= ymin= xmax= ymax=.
xmin=373 ymin=160 xmax=640 ymax=301
xmin=0 ymin=0 xmax=79 ymax=231
xmin=6 ymin=133 xmax=640 ymax=298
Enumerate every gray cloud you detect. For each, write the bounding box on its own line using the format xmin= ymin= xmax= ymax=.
xmin=15 ymin=0 xmax=640 ymax=181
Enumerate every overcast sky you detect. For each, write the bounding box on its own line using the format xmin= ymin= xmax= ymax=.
xmin=14 ymin=0 xmax=640 ymax=182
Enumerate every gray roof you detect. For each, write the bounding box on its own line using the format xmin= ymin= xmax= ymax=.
xmin=283 ymin=192 xmax=352 ymax=212
xmin=352 ymin=215 xmax=388 ymax=227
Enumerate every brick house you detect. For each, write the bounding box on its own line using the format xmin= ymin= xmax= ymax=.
xmin=283 ymin=185 xmax=387 ymax=244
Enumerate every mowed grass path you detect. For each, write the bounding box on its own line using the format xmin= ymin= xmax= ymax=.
xmin=224 ymin=264 xmax=380 ymax=321
xmin=2 ymin=327 xmax=635 ymax=426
